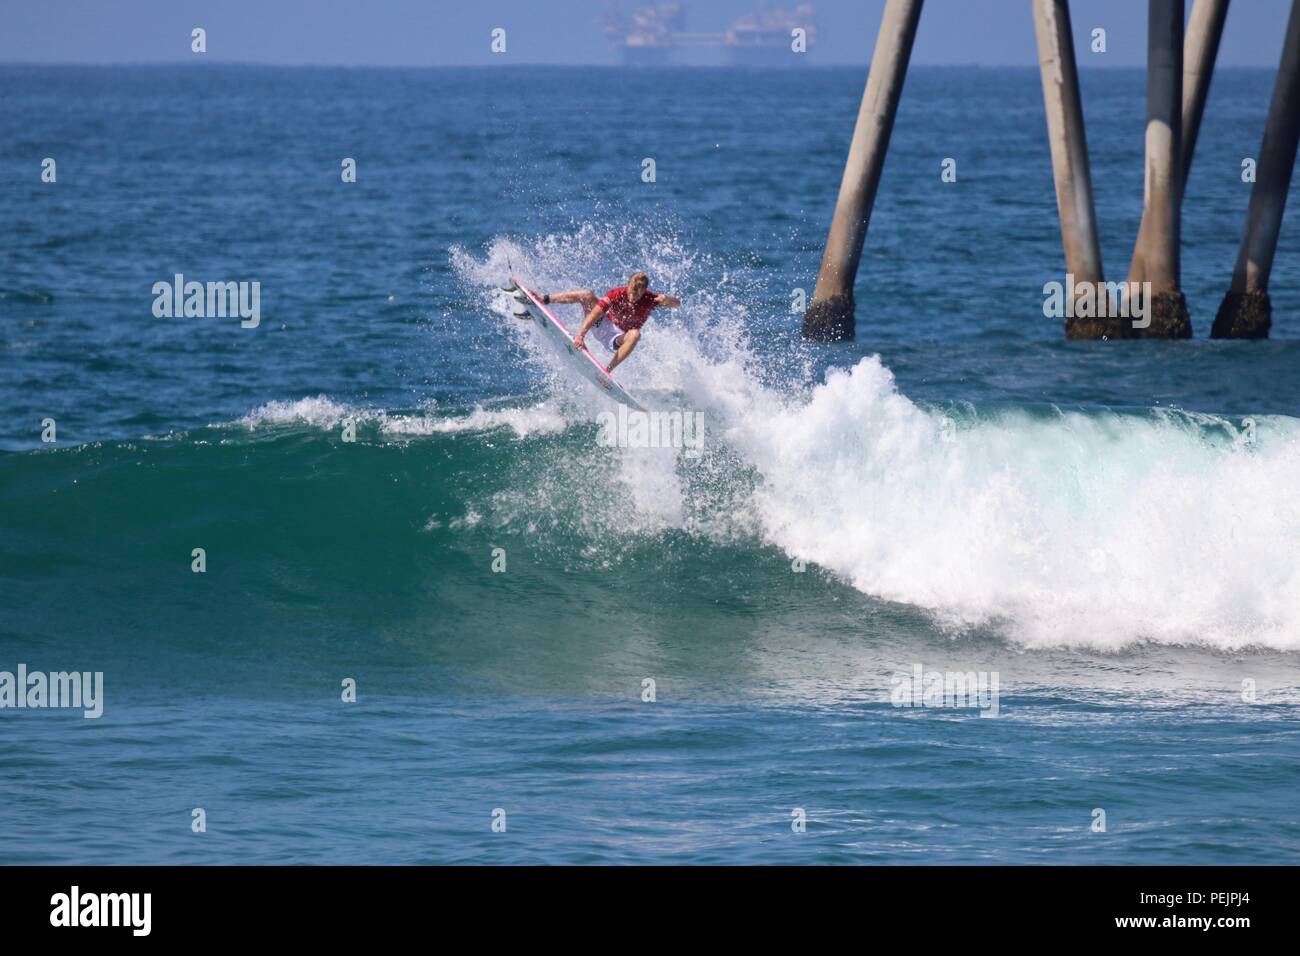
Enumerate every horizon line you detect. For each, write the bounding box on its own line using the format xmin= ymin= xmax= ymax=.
xmin=0 ymin=59 xmax=1275 ymax=71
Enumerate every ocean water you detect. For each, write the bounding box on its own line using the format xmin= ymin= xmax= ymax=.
xmin=2 ymin=64 xmax=1299 ymax=864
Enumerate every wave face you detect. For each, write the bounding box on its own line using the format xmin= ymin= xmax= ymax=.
xmin=442 ymin=234 xmax=1300 ymax=652
xmin=5 ymin=235 xmax=1296 ymax=657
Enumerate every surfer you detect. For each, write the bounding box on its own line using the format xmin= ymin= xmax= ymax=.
xmin=541 ymin=272 xmax=679 ymax=372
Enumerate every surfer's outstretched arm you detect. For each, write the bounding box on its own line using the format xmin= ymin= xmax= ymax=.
xmin=655 ymin=294 xmax=681 ymax=308
xmin=573 ymin=304 xmax=605 ymax=350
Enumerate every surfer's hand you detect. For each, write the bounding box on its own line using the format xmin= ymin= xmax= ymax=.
xmin=573 ymin=335 xmax=584 ymax=350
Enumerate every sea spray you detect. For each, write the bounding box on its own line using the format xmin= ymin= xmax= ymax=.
xmin=447 ymin=233 xmax=1300 ymax=650
xmin=734 ymin=358 xmax=1300 ymax=649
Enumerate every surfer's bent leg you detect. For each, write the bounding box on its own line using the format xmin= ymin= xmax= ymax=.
xmin=547 ymin=289 xmax=599 ymax=312
xmin=606 ymin=328 xmax=640 ymax=372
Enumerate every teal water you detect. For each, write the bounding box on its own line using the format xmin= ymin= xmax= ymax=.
xmin=2 ymin=65 xmax=1299 ymax=864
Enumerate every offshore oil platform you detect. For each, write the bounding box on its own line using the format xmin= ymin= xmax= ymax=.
xmin=604 ymin=3 xmax=818 ymax=66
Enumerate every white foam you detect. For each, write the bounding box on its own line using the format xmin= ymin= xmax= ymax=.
xmin=238 ymin=396 xmax=566 ymax=439
xmin=381 ymin=404 xmax=567 ymax=438
xmin=736 ymin=357 xmax=1300 ymax=650
xmin=239 ymin=395 xmax=360 ymax=429
xmin=452 ymin=230 xmax=1300 ymax=651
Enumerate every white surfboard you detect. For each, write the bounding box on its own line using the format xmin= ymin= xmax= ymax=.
xmin=502 ymin=278 xmax=647 ymax=412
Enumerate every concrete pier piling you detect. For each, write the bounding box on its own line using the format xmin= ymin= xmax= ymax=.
xmin=1130 ymin=0 xmax=1229 ymax=288
xmin=1181 ymin=0 xmax=1231 ymax=185
xmin=1127 ymin=0 xmax=1193 ymax=338
xmin=1212 ymin=0 xmax=1300 ymax=338
xmin=802 ymin=0 xmax=923 ymax=341
xmin=1032 ymin=0 xmax=1113 ymax=339
xmin=799 ymin=0 xmax=1291 ymax=344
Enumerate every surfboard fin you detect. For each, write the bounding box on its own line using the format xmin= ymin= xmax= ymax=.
xmin=499 ymin=283 xmax=530 ymax=306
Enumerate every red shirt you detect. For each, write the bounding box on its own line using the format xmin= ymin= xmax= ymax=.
xmin=598 ymin=287 xmax=660 ymax=331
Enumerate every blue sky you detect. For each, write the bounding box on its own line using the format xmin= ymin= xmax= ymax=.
xmin=0 ymin=0 xmax=1291 ymax=67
